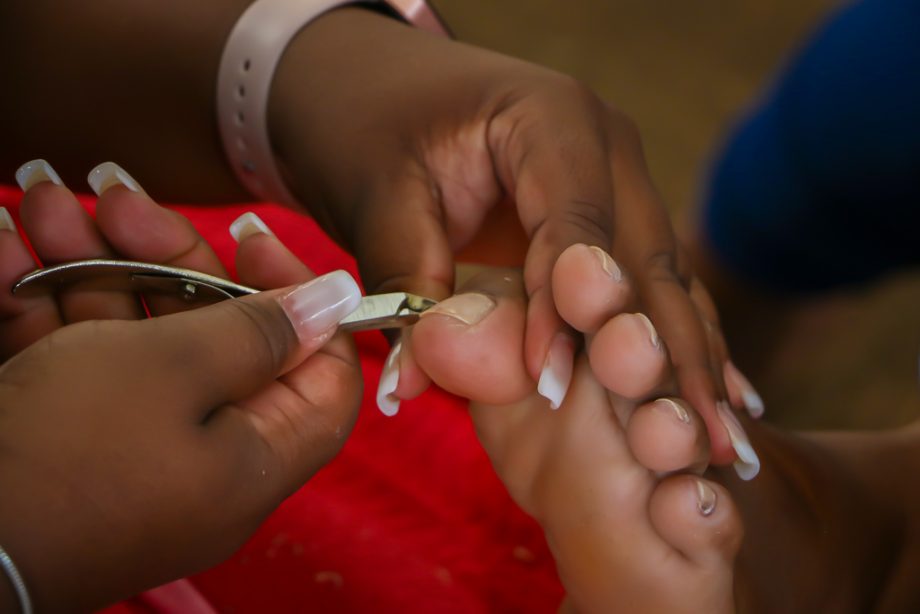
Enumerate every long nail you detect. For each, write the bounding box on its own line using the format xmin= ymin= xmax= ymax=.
xmin=87 ymin=162 xmax=144 ymax=195
xmin=634 ymin=313 xmax=662 ymax=350
xmin=0 ymin=207 xmax=15 ymax=232
xmin=230 ymin=211 xmax=275 ymax=243
xmin=377 ymin=340 xmax=402 ymax=417
xmin=695 ymin=480 xmax=717 ymax=516
xmin=588 ymin=245 xmax=623 ymax=282
xmin=538 ymin=332 xmax=575 ymax=410
xmin=725 ymin=361 xmax=764 ymax=419
xmin=15 ymin=159 xmax=63 ymax=191
xmin=716 ymin=402 xmax=760 ymax=480
xmin=279 ymin=270 xmax=362 ymax=343
xmin=419 ymin=293 xmax=496 ymax=325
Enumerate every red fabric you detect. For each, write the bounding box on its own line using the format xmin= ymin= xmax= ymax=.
xmin=0 ymin=186 xmax=564 ymax=613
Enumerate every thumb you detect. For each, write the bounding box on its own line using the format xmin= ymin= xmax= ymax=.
xmin=134 ymin=269 xmax=362 ymax=413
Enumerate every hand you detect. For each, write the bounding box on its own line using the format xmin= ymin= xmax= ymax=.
xmin=0 ymin=164 xmax=363 ymax=610
xmin=270 ymin=8 xmax=738 ymax=460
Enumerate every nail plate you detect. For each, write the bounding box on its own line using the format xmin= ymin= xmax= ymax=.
xmin=655 ymin=398 xmax=690 ymax=424
xmin=695 ymin=480 xmax=717 ymax=516
xmin=279 ymin=270 xmax=362 ymax=342
xmin=537 ymin=332 xmax=575 ymax=410
xmin=716 ymin=401 xmax=761 ymax=481
xmin=87 ymin=162 xmax=144 ymax=195
xmin=635 ymin=313 xmax=661 ymax=350
xmin=377 ymin=340 xmax=402 ymax=417
xmin=15 ymin=159 xmax=63 ymax=191
xmin=0 ymin=207 xmax=15 ymax=232
xmin=230 ymin=211 xmax=275 ymax=243
xmin=588 ymin=245 xmax=623 ymax=282
xmin=725 ymin=361 xmax=765 ymax=419
xmin=419 ymin=293 xmax=496 ymax=326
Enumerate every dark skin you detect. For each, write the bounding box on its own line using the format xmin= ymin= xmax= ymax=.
xmin=0 ymin=2 xmax=741 ymax=462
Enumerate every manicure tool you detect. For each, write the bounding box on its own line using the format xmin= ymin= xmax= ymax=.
xmin=12 ymin=259 xmax=437 ymax=333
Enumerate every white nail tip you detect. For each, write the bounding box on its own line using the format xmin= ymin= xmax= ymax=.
xmin=717 ymin=402 xmax=761 ymax=481
xmin=230 ymin=211 xmax=275 ymax=243
xmin=635 ymin=313 xmax=661 ymax=349
xmin=695 ymin=480 xmax=717 ymax=516
xmin=588 ymin=245 xmax=623 ymax=282
xmin=87 ymin=162 xmax=143 ymax=195
xmin=742 ymin=390 xmax=765 ymax=419
xmin=15 ymin=159 xmax=63 ymax=191
xmin=376 ymin=341 xmax=402 ymax=417
xmin=0 ymin=207 xmax=15 ymax=232
xmin=537 ymin=334 xmax=574 ymax=410
xmin=279 ymin=270 xmax=362 ymax=342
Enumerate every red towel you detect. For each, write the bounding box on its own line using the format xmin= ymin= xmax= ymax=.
xmin=0 ymin=187 xmax=563 ymax=613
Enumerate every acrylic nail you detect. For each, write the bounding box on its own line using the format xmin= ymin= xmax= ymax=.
xmin=725 ymin=361 xmax=765 ymax=419
xmin=588 ymin=245 xmax=623 ymax=282
xmin=376 ymin=340 xmax=402 ymax=417
xmin=716 ymin=401 xmax=761 ymax=481
xmin=695 ymin=480 xmax=717 ymax=516
xmin=655 ymin=398 xmax=690 ymax=424
xmin=0 ymin=207 xmax=15 ymax=232
xmin=15 ymin=159 xmax=63 ymax=191
xmin=634 ymin=313 xmax=661 ymax=350
xmin=87 ymin=162 xmax=144 ymax=195
xmin=230 ymin=211 xmax=275 ymax=243
xmin=419 ymin=293 xmax=496 ymax=326
xmin=537 ymin=332 xmax=575 ymax=410
xmin=279 ymin=270 xmax=362 ymax=343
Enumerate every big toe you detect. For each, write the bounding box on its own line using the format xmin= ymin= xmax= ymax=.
xmin=411 ymin=268 xmax=534 ymax=405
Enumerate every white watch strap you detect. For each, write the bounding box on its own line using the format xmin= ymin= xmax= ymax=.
xmin=217 ymin=0 xmax=448 ymax=207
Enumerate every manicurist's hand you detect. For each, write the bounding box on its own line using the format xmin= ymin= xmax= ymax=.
xmin=0 ymin=164 xmax=364 ymax=611
xmin=271 ymin=8 xmax=737 ymax=460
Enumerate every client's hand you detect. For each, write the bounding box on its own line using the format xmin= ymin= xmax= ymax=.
xmin=0 ymin=162 xmax=363 ymax=611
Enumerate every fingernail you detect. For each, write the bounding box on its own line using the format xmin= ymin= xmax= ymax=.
xmin=655 ymin=398 xmax=690 ymax=424
xmin=420 ymin=293 xmax=496 ymax=326
xmin=87 ymin=162 xmax=144 ymax=195
xmin=634 ymin=313 xmax=661 ymax=350
xmin=725 ymin=361 xmax=764 ymax=419
xmin=716 ymin=401 xmax=760 ymax=480
xmin=230 ymin=211 xmax=275 ymax=243
xmin=377 ymin=340 xmax=402 ymax=417
xmin=695 ymin=480 xmax=717 ymax=516
xmin=279 ymin=270 xmax=362 ymax=342
xmin=588 ymin=245 xmax=623 ymax=282
xmin=538 ymin=332 xmax=575 ymax=410
xmin=15 ymin=159 xmax=63 ymax=191
xmin=0 ymin=207 xmax=15 ymax=232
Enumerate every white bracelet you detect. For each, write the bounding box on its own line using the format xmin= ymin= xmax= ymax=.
xmin=0 ymin=544 xmax=32 ymax=614
xmin=217 ymin=0 xmax=449 ymax=207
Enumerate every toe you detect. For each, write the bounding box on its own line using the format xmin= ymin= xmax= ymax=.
xmin=588 ymin=312 xmax=670 ymax=399
xmin=627 ymin=398 xmax=709 ymax=473
xmin=552 ymin=243 xmax=631 ymax=333
xmin=411 ymin=268 xmax=533 ymax=405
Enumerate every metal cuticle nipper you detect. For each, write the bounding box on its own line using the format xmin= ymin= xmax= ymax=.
xmin=12 ymin=259 xmax=438 ymax=333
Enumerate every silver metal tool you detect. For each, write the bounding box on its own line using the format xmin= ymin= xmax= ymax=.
xmin=12 ymin=259 xmax=437 ymax=333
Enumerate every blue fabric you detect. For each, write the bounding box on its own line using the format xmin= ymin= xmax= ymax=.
xmin=704 ymin=0 xmax=920 ymax=293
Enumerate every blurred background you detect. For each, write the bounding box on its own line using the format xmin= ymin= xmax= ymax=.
xmin=436 ymin=0 xmax=920 ymax=430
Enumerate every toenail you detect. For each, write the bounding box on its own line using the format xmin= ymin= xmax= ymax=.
xmin=695 ymin=480 xmax=717 ymax=516
xmin=588 ymin=245 xmax=623 ymax=282
xmin=655 ymin=398 xmax=690 ymax=424
xmin=87 ymin=162 xmax=145 ymax=196
xmin=15 ymin=159 xmax=63 ymax=191
xmin=420 ymin=293 xmax=496 ymax=326
xmin=634 ymin=313 xmax=661 ymax=350
xmin=716 ymin=401 xmax=761 ymax=481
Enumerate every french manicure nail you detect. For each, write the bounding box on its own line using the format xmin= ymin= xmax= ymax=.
xmin=655 ymin=398 xmax=690 ymax=424
xmin=695 ymin=480 xmax=717 ymax=516
xmin=279 ymin=270 xmax=362 ymax=343
xmin=377 ymin=340 xmax=402 ymax=417
xmin=588 ymin=245 xmax=623 ymax=282
xmin=87 ymin=162 xmax=144 ymax=195
xmin=15 ymin=159 xmax=63 ymax=191
xmin=420 ymin=293 xmax=496 ymax=326
xmin=230 ymin=211 xmax=275 ymax=243
xmin=538 ymin=332 xmax=575 ymax=410
xmin=725 ymin=361 xmax=765 ymax=419
xmin=716 ymin=401 xmax=761 ymax=480
xmin=635 ymin=313 xmax=661 ymax=350
xmin=0 ymin=207 xmax=15 ymax=232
